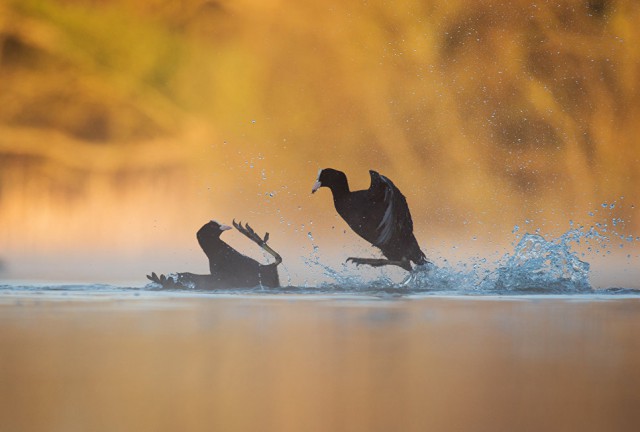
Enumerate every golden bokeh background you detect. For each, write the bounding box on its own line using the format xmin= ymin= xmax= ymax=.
xmin=1 ymin=0 xmax=638 ymax=282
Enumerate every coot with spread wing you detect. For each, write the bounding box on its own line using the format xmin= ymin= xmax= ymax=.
xmin=312 ymin=168 xmax=428 ymax=271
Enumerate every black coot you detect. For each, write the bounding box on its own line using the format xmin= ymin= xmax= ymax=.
xmin=312 ymin=168 xmax=428 ymax=271
xmin=147 ymin=220 xmax=281 ymax=289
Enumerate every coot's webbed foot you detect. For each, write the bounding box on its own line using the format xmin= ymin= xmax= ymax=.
xmin=346 ymin=257 xmax=412 ymax=271
xmin=146 ymin=272 xmax=179 ymax=288
xmin=233 ymin=220 xmax=282 ymax=265
xmin=233 ymin=220 xmax=265 ymax=244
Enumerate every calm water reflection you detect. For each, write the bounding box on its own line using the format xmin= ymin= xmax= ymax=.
xmin=1 ymin=294 xmax=639 ymax=432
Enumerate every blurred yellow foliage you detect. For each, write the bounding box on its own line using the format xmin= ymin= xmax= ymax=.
xmin=0 ymin=0 xmax=639 ymax=278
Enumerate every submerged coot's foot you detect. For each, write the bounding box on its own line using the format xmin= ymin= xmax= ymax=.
xmin=401 ymin=262 xmax=437 ymax=287
xmin=400 ymin=272 xmax=416 ymax=287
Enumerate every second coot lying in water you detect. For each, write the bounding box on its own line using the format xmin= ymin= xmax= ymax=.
xmin=312 ymin=168 xmax=428 ymax=271
xmin=147 ymin=220 xmax=281 ymax=289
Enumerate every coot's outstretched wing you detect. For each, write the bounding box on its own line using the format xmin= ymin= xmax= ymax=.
xmin=368 ymin=170 xmax=414 ymax=248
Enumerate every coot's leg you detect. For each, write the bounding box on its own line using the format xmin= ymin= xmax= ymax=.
xmin=233 ymin=220 xmax=282 ymax=265
xmin=346 ymin=257 xmax=411 ymax=271
xmin=232 ymin=220 xmax=264 ymax=244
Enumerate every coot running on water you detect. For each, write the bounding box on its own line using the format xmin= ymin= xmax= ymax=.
xmin=312 ymin=168 xmax=428 ymax=271
xmin=147 ymin=220 xmax=281 ymax=289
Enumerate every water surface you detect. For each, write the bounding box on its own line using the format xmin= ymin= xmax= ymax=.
xmin=1 ymin=288 xmax=639 ymax=432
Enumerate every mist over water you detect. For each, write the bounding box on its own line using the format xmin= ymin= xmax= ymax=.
xmin=3 ymin=220 xmax=638 ymax=297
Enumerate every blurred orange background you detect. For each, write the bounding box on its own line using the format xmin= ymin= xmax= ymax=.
xmin=0 ymin=0 xmax=638 ymax=283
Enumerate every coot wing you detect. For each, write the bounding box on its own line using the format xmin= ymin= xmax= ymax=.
xmin=368 ymin=170 xmax=414 ymax=247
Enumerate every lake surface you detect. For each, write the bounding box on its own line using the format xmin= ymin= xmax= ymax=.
xmin=1 ymin=284 xmax=640 ymax=432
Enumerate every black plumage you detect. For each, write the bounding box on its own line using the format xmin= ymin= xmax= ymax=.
xmin=147 ymin=220 xmax=281 ymax=289
xmin=312 ymin=168 xmax=428 ymax=271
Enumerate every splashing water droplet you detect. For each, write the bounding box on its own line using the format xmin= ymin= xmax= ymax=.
xmin=479 ymin=232 xmax=591 ymax=293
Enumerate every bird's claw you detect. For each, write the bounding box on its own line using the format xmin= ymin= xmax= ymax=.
xmin=147 ymin=272 xmax=178 ymax=288
xmin=146 ymin=272 xmax=159 ymax=283
xmin=147 ymin=272 xmax=164 ymax=285
xmin=346 ymin=257 xmax=364 ymax=267
xmin=233 ymin=220 xmax=267 ymax=245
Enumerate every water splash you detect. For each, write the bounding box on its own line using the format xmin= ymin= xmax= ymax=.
xmin=314 ymin=228 xmax=601 ymax=294
xmin=479 ymin=231 xmax=591 ymax=293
